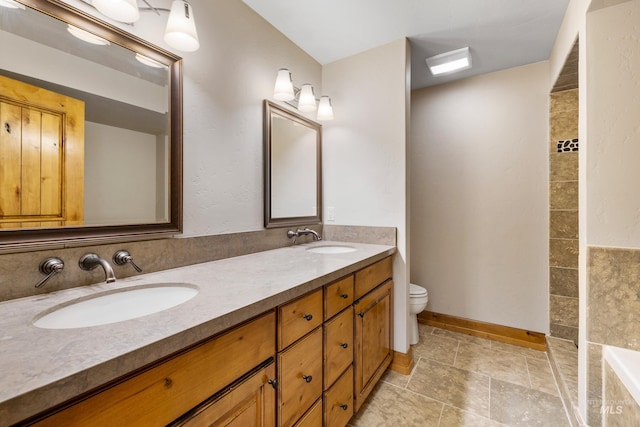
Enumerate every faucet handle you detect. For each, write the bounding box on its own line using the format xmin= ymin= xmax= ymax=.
xmin=287 ymin=230 xmax=299 ymax=244
xmin=35 ymin=257 xmax=64 ymax=288
xmin=113 ymin=250 xmax=143 ymax=272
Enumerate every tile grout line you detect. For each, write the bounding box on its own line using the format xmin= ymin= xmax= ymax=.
xmin=524 ymin=356 xmax=534 ymax=389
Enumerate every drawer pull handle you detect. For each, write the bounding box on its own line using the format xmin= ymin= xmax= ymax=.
xmin=340 ymin=293 xmax=349 ymax=299
xmin=302 ymin=374 xmax=313 ymax=383
xmin=340 ymin=404 xmax=348 ymax=411
xmin=303 ymin=314 xmax=313 ymax=321
xmin=268 ymin=379 xmax=278 ymax=389
xmin=358 ymin=312 xmax=365 ymax=318
xmin=340 ymin=343 xmax=349 ymax=349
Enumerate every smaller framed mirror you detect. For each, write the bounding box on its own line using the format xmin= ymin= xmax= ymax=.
xmin=264 ymin=100 xmax=322 ymax=228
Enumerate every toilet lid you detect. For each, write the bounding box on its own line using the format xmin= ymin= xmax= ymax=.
xmin=410 ymin=284 xmax=427 ymax=296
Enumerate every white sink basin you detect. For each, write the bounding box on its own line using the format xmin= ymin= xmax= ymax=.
xmin=33 ymin=283 xmax=199 ymax=329
xmin=306 ymin=245 xmax=356 ymax=254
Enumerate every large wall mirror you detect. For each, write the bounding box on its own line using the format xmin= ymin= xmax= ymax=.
xmin=264 ymin=100 xmax=321 ymax=228
xmin=0 ymin=0 xmax=182 ymax=249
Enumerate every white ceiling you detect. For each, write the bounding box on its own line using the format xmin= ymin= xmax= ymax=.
xmin=242 ymin=0 xmax=570 ymax=90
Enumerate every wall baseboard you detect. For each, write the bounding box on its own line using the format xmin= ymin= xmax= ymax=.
xmin=389 ymin=348 xmax=414 ymax=375
xmin=418 ymin=311 xmax=547 ymax=351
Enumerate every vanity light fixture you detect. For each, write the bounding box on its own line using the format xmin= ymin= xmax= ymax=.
xmin=273 ymin=68 xmax=334 ymax=120
xmin=78 ymin=0 xmax=200 ymax=52
xmin=67 ymin=24 xmax=110 ymax=45
xmin=0 ymin=0 xmax=25 ymax=9
xmin=425 ymin=46 xmax=472 ymax=76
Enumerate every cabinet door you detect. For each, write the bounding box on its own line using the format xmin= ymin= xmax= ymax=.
xmin=353 ymin=280 xmax=393 ymax=412
xmin=172 ymin=362 xmax=276 ymax=427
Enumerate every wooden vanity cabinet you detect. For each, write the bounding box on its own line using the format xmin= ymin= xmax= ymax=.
xmin=353 ymin=257 xmax=394 ymax=412
xmin=32 ymin=311 xmax=276 ymax=427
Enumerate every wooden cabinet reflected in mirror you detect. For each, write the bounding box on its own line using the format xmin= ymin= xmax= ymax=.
xmin=264 ymin=100 xmax=322 ymax=228
xmin=0 ymin=0 xmax=183 ymax=248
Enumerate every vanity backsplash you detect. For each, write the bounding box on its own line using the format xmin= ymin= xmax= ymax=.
xmin=0 ymin=225 xmax=396 ymax=302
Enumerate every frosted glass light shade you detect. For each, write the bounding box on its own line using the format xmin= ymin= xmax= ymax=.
xmin=297 ymin=84 xmax=316 ymax=112
xmin=67 ymin=25 xmax=110 ymax=45
xmin=164 ymin=0 xmax=200 ymax=52
xmin=316 ymin=96 xmax=334 ymax=121
xmin=92 ymin=0 xmax=139 ymax=23
xmin=273 ymin=69 xmax=295 ymax=101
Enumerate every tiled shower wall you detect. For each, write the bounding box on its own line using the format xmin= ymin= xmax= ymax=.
xmin=549 ymin=89 xmax=579 ymax=343
xmin=586 ymin=247 xmax=640 ymax=426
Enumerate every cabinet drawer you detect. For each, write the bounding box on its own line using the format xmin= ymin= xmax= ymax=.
xmin=36 ymin=311 xmax=276 ymax=427
xmin=324 ymin=366 xmax=354 ymax=427
xmin=278 ymin=327 xmax=323 ymax=427
xmin=323 ymin=306 xmax=353 ymax=389
xmin=354 ymin=256 xmax=392 ymax=299
xmin=324 ymin=275 xmax=354 ymax=320
xmin=278 ymin=289 xmax=323 ymax=350
xmin=293 ymin=398 xmax=322 ymax=427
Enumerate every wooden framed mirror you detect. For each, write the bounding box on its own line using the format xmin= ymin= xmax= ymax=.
xmin=0 ymin=0 xmax=182 ymax=249
xmin=264 ymin=100 xmax=321 ymax=228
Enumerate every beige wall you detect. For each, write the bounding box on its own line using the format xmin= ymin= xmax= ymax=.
xmin=410 ymin=62 xmax=550 ymax=333
xmin=322 ymin=39 xmax=411 ymax=352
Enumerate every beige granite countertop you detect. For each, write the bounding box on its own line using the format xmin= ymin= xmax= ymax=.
xmin=0 ymin=240 xmax=395 ymax=425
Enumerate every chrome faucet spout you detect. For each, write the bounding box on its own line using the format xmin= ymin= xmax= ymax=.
xmin=79 ymin=253 xmax=117 ymax=283
xmin=297 ymin=228 xmax=322 ymax=241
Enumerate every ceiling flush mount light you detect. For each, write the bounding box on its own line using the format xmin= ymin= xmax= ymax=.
xmin=426 ymin=47 xmax=472 ymax=76
xmin=164 ymin=0 xmax=199 ymax=52
xmin=67 ymin=24 xmax=110 ymax=45
xmin=273 ymin=69 xmax=334 ymax=121
xmin=92 ymin=0 xmax=140 ymax=24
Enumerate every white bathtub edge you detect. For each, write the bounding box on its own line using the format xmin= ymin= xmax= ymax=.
xmin=604 ymin=345 xmax=640 ymax=405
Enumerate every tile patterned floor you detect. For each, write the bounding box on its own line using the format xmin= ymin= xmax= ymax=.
xmin=349 ymin=324 xmax=571 ymax=427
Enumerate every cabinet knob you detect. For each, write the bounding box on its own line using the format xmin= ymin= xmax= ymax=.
xmin=303 ymin=314 xmax=313 ymax=321
xmin=340 ymin=343 xmax=349 ymax=349
xmin=340 ymin=293 xmax=349 ymax=299
xmin=302 ymin=374 xmax=313 ymax=383
xmin=340 ymin=404 xmax=348 ymax=411
xmin=358 ymin=312 xmax=365 ymax=318
xmin=267 ymin=379 xmax=278 ymax=389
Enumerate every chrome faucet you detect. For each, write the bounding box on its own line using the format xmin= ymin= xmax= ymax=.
xmin=298 ymin=228 xmax=322 ymax=241
xmin=79 ymin=253 xmax=116 ymax=283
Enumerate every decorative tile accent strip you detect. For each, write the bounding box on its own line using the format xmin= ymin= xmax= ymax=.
xmin=557 ymin=138 xmax=579 ymax=153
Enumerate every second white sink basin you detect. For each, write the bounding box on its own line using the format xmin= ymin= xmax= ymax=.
xmin=33 ymin=283 xmax=199 ymax=329
xmin=307 ymin=245 xmax=356 ymax=254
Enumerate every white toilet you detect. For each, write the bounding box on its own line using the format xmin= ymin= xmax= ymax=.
xmin=409 ymin=284 xmax=429 ymax=345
